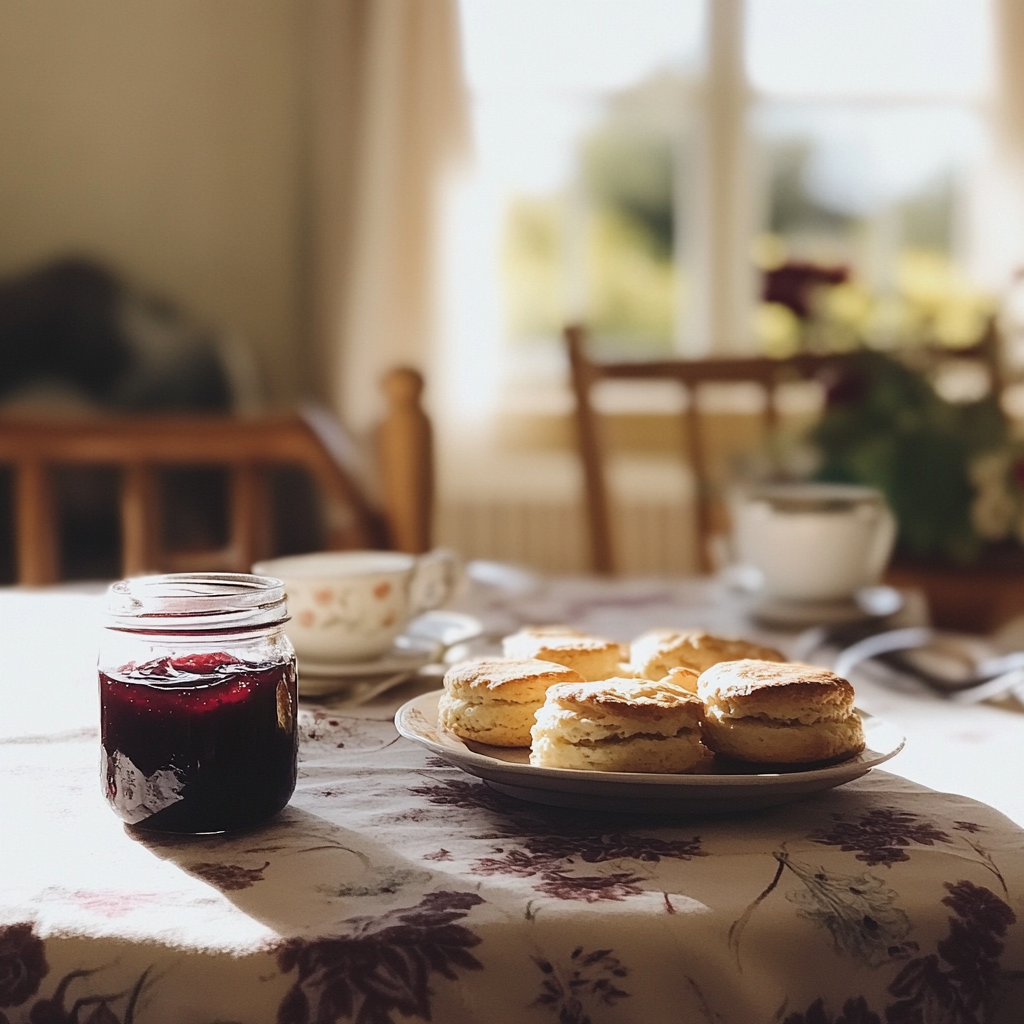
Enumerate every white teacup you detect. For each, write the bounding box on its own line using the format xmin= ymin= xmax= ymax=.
xmin=732 ymin=483 xmax=896 ymax=603
xmin=252 ymin=549 xmax=460 ymax=663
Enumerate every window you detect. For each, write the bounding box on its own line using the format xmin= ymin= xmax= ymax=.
xmin=441 ymin=0 xmax=995 ymax=418
xmin=747 ymin=0 xmax=994 ymax=356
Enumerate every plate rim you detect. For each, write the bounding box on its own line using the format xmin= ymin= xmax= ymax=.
xmin=394 ymin=688 xmax=905 ymax=790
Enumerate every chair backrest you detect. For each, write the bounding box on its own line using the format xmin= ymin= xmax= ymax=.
xmin=565 ymin=324 xmax=845 ymax=575
xmin=0 ymin=366 xmax=433 ymax=585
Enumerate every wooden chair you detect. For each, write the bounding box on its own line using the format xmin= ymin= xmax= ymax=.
xmin=0 ymin=366 xmax=433 ymax=585
xmin=565 ymin=324 xmax=845 ymax=575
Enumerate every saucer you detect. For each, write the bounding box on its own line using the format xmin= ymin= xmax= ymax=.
xmin=745 ymin=585 xmax=904 ymax=629
xmin=297 ymin=610 xmax=483 ymax=696
xmin=299 ymin=634 xmax=441 ymax=680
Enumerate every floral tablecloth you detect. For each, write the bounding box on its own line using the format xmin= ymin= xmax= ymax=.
xmin=3 ymin=579 xmax=1024 ymax=1024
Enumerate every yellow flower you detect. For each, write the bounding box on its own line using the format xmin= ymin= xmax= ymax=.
xmin=823 ymin=282 xmax=873 ymax=329
xmin=753 ymin=302 xmax=801 ymax=358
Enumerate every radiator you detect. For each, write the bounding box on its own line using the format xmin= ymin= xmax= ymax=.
xmin=435 ymin=455 xmax=698 ymax=575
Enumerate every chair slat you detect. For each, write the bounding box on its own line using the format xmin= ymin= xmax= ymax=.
xmin=0 ymin=380 xmax=433 ymax=583
xmin=565 ymin=325 xmax=846 ymax=575
xmin=15 ymin=459 xmax=58 ymax=585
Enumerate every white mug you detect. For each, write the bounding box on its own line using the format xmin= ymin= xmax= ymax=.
xmin=252 ymin=549 xmax=460 ymax=663
xmin=732 ymin=483 xmax=896 ymax=602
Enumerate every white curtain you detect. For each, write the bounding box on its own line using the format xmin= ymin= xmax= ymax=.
xmin=306 ymin=0 xmax=468 ymax=433
xmin=964 ymin=0 xmax=1024 ymax=298
xmin=994 ymin=0 xmax=1024 ymax=160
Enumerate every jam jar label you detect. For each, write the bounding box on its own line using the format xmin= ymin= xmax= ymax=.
xmin=276 ymin=677 xmax=294 ymax=732
xmin=104 ymin=749 xmax=186 ymax=824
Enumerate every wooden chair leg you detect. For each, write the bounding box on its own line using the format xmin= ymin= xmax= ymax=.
xmin=121 ymin=464 xmax=160 ymax=578
xmin=685 ymin=391 xmax=714 ymax=574
xmin=230 ymin=463 xmax=268 ymax=572
xmin=566 ymin=325 xmax=615 ymax=574
xmin=379 ymin=368 xmax=434 ymax=553
xmin=15 ymin=460 xmax=58 ymax=585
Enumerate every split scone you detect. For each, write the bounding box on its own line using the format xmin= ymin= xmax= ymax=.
xmin=697 ymin=659 xmax=865 ymax=764
xmin=439 ymin=658 xmax=583 ymax=747
xmin=530 ymin=677 xmax=709 ymax=773
xmin=502 ymin=629 xmax=627 ymax=682
xmin=629 ymin=628 xmax=785 ymax=685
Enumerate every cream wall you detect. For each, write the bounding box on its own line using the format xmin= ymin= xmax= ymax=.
xmin=0 ymin=1 xmax=309 ymax=404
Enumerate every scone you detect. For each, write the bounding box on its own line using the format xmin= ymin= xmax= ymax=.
xmin=663 ymin=666 xmax=700 ymax=693
xmin=530 ymin=677 xmax=709 ymax=773
xmin=630 ymin=628 xmax=785 ymax=682
xmin=697 ymin=659 xmax=865 ymax=764
xmin=503 ymin=629 xmax=627 ymax=682
xmin=508 ymin=624 xmax=586 ymax=639
xmin=439 ymin=659 xmax=583 ymax=747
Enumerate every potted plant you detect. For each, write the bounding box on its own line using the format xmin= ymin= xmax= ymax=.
xmin=810 ymin=349 xmax=1024 ymax=630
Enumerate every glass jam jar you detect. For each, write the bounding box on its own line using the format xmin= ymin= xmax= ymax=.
xmin=99 ymin=573 xmax=298 ymax=834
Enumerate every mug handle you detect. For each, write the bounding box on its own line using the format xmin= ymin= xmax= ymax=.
xmin=408 ymin=548 xmax=460 ymax=615
xmin=863 ymin=504 xmax=897 ymax=587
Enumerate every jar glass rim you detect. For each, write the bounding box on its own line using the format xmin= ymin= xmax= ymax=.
xmin=105 ymin=572 xmax=288 ymax=634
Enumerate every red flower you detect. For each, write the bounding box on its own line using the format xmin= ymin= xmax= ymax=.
xmin=763 ymin=261 xmax=848 ymax=319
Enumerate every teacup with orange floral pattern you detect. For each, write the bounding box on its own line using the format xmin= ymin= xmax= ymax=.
xmin=252 ymin=550 xmax=459 ymax=663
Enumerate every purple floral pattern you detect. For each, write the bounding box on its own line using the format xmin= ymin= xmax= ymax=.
xmin=951 ymin=822 xmax=1008 ymax=895
xmin=532 ymin=947 xmax=630 ymax=1024
xmin=188 ymin=860 xmax=270 ymax=891
xmin=782 ymin=996 xmax=881 ymax=1024
xmin=886 ymin=880 xmax=1016 ymax=1023
xmin=411 ymin=776 xmax=705 ymax=901
xmin=0 ymin=923 xmax=48 ymax=1009
xmin=0 ymin=926 xmax=154 ymax=1024
xmin=24 ymin=966 xmax=152 ymax=1024
xmin=534 ymin=872 xmax=647 ymax=902
xmin=408 ymin=775 xmax=527 ymax=816
xmin=275 ymin=891 xmax=484 ymax=1024
xmin=953 ymin=821 xmax=984 ymax=835
xmin=783 ymin=879 xmax=1017 ymax=1024
xmin=811 ymin=809 xmax=953 ymax=867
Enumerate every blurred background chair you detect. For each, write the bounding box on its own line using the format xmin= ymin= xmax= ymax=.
xmin=0 ymin=367 xmax=433 ymax=585
xmin=565 ymin=323 xmax=847 ymax=575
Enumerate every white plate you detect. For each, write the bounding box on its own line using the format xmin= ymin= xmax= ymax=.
xmin=395 ymin=690 xmax=905 ymax=815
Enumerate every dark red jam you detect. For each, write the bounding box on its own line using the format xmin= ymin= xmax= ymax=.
xmin=100 ymin=651 xmax=297 ymax=833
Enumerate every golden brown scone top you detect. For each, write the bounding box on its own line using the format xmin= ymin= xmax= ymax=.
xmin=697 ymin=659 xmax=855 ymax=719
xmin=443 ymin=658 xmax=583 ymax=703
xmin=630 ymin=628 xmax=785 ymax=677
xmin=543 ymin=677 xmax=704 ymax=724
xmin=503 ymin=630 xmax=625 ymax=662
xmin=509 ymin=624 xmax=587 ymax=639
